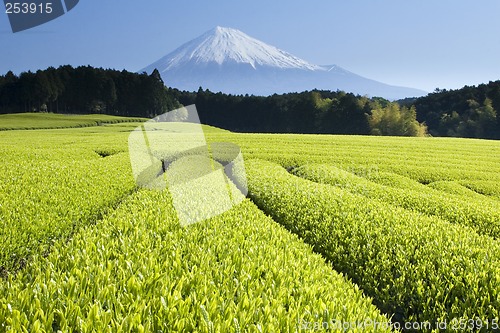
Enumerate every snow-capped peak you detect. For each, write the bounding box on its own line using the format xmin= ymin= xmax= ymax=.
xmin=139 ymin=26 xmax=427 ymax=99
xmin=152 ymin=26 xmax=322 ymax=71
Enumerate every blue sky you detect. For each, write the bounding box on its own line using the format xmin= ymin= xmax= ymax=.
xmin=1 ymin=0 xmax=500 ymax=92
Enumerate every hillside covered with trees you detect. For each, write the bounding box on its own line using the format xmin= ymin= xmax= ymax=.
xmin=407 ymin=82 xmax=500 ymax=139
xmin=1 ymin=65 xmax=498 ymax=139
xmin=173 ymin=88 xmax=426 ymax=136
xmin=0 ymin=66 xmax=179 ymax=117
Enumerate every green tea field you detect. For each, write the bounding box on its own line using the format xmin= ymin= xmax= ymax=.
xmin=1 ymin=114 xmax=499 ymax=332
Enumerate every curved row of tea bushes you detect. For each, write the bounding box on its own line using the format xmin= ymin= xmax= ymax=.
xmin=0 ymin=113 xmax=147 ymax=131
xmin=0 ymin=148 xmax=136 ymax=274
xmin=427 ymin=180 xmax=498 ymax=200
xmin=354 ymin=169 xmax=500 ymax=201
xmin=222 ymin=133 xmax=500 ymax=183
xmin=292 ymin=164 xmax=500 ymax=239
xmin=0 ymin=190 xmax=390 ymax=332
xmin=246 ymin=159 xmax=500 ymax=328
xmin=458 ymin=180 xmax=500 ymax=199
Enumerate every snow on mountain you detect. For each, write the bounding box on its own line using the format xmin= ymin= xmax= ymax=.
xmin=140 ymin=26 xmax=426 ymax=99
xmin=155 ymin=26 xmax=321 ymax=71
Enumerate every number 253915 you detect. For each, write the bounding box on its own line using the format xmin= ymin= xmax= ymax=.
xmin=5 ymin=2 xmax=53 ymax=14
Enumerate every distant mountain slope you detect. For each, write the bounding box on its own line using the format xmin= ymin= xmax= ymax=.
xmin=140 ymin=26 xmax=426 ymax=99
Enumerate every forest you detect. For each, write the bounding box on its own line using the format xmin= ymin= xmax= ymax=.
xmin=0 ymin=65 xmax=498 ymax=139
xmin=0 ymin=66 xmax=179 ymax=118
xmin=408 ymin=83 xmax=500 ymax=139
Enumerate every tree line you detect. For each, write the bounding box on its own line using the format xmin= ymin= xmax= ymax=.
xmin=1 ymin=65 xmax=499 ymax=139
xmin=406 ymin=82 xmax=500 ymax=139
xmin=173 ymin=88 xmax=426 ymax=136
xmin=0 ymin=66 xmax=179 ymax=117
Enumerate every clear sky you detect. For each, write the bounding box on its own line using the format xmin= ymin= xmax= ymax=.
xmin=1 ymin=0 xmax=500 ymax=92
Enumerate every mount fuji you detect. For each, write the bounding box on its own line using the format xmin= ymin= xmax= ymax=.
xmin=140 ymin=26 xmax=426 ymax=99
